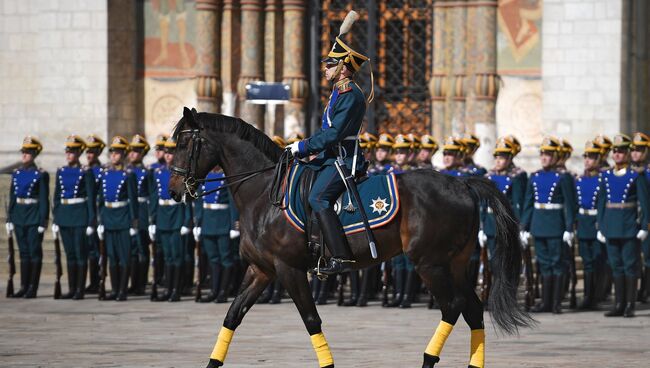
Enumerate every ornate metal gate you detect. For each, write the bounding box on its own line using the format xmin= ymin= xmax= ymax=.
xmin=319 ymin=0 xmax=433 ymax=135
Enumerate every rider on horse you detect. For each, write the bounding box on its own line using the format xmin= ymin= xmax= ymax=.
xmin=288 ymin=11 xmax=371 ymax=275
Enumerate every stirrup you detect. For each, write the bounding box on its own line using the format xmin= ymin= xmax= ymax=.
xmin=312 ymin=256 xmax=329 ymax=281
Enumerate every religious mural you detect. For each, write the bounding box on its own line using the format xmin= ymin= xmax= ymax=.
xmin=497 ymin=0 xmax=542 ymax=75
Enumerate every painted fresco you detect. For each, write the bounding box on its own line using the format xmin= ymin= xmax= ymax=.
xmin=497 ymin=0 xmax=542 ymax=76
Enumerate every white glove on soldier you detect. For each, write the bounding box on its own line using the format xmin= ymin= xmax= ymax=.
xmin=597 ymin=231 xmax=606 ymax=244
xmin=5 ymin=222 xmax=14 ymax=235
xmin=562 ymin=231 xmax=574 ymax=244
xmin=97 ymin=224 xmax=105 ymax=241
xmin=86 ymin=226 xmax=95 ymax=236
xmin=129 ymin=228 xmax=137 ymax=236
xmin=637 ymin=229 xmax=648 ymax=241
xmin=37 ymin=226 xmax=45 ymax=234
xmin=230 ymin=229 xmax=240 ymax=239
xmin=148 ymin=225 xmax=156 ymax=240
xmin=193 ymin=227 xmax=201 ymax=242
xmin=51 ymin=223 xmax=60 ymax=238
xmin=287 ymin=142 xmax=300 ymax=155
xmin=180 ymin=226 xmax=190 ymax=236
xmin=478 ymin=230 xmax=487 ymax=248
xmin=519 ymin=231 xmax=531 ymax=245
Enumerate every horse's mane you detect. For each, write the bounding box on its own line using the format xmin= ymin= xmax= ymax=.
xmin=174 ymin=112 xmax=283 ymax=162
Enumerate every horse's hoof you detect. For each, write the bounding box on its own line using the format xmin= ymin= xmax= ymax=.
xmin=422 ymin=353 xmax=440 ymax=368
xmin=206 ymin=358 xmax=224 ymax=368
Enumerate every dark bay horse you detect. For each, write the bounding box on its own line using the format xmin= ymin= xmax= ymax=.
xmin=168 ymin=108 xmax=533 ymax=368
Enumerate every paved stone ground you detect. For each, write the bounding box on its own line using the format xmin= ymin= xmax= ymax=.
xmin=1 ymin=278 xmax=649 ymax=368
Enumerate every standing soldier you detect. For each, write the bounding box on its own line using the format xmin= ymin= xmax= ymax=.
xmin=97 ymin=136 xmax=138 ymax=301
xmin=594 ymin=134 xmax=613 ymax=170
xmin=440 ymin=136 xmax=468 ymax=177
xmin=6 ymin=136 xmax=49 ymax=298
xmin=149 ymin=138 xmax=191 ymax=302
xmin=575 ymin=139 xmax=605 ymax=310
xmin=127 ymin=134 xmax=152 ymax=295
xmin=194 ymin=166 xmax=238 ymax=303
xmin=84 ymin=135 xmax=105 ymax=293
xmin=149 ymin=134 xmax=168 ymax=288
xmin=461 ymin=133 xmax=487 ymax=176
xmin=557 ymin=139 xmax=574 ymax=174
xmin=521 ymin=136 xmax=576 ymax=314
xmin=368 ymin=133 xmax=394 ymax=176
xmin=597 ymin=134 xmax=650 ymax=317
xmin=631 ymin=132 xmax=650 ymax=303
xmin=151 ymin=134 xmax=169 ymax=170
xmin=52 ymin=135 xmax=95 ymax=300
xmin=406 ymin=133 xmax=421 ymax=168
xmin=359 ymin=132 xmax=377 ymax=162
xmin=416 ymin=134 xmax=437 ymax=169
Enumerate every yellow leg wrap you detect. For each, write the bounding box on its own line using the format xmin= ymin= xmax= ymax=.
xmin=469 ymin=329 xmax=485 ymax=368
xmin=210 ymin=326 xmax=235 ymax=362
xmin=310 ymin=332 xmax=334 ymax=367
xmin=424 ymin=321 xmax=454 ymax=357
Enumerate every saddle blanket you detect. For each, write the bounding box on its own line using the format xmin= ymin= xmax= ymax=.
xmin=282 ymin=163 xmax=400 ymax=235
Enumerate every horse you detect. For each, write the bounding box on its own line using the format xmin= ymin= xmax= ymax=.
xmin=168 ymin=107 xmax=533 ymax=368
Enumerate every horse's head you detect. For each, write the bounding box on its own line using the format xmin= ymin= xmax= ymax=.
xmin=168 ymin=107 xmax=215 ymax=202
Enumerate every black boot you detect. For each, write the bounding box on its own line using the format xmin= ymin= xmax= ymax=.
xmin=313 ymin=209 xmax=354 ymax=275
xmin=579 ymin=271 xmax=595 ymax=310
xmin=531 ymin=275 xmax=553 ymax=313
xmin=552 ymin=274 xmax=564 ymax=314
xmin=155 ymin=265 xmax=173 ymax=302
xmin=258 ymin=284 xmax=273 ymax=304
xmin=24 ymin=261 xmax=42 ymax=299
xmin=316 ymin=278 xmax=329 ymax=305
xmin=216 ymin=266 xmax=233 ymax=303
xmin=357 ymin=267 xmax=373 ymax=307
xmin=400 ymin=270 xmax=417 ymax=309
xmin=386 ymin=269 xmax=404 ymax=308
xmin=136 ymin=258 xmax=149 ymax=295
xmin=169 ymin=266 xmax=181 ymax=302
xmin=200 ymin=263 xmax=221 ymax=303
xmin=638 ymin=268 xmax=649 ymax=303
xmin=182 ymin=260 xmax=194 ymax=296
xmin=270 ymin=279 xmax=283 ymax=304
xmin=106 ymin=265 xmax=119 ymax=300
xmin=12 ymin=261 xmax=31 ymax=298
xmin=623 ymin=276 xmax=637 ymax=318
xmin=85 ymin=257 xmax=99 ymax=293
xmin=61 ymin=264 xmax=78 ymax=299
xmin=73 ymin=263 xmax=87 ymax=300
xmin=116 ymin=265 xmax=129 ymax=301
xmin=604 ymin=276 xmax=625 ymax=317
xmin=343 ymin=271 xmax=359 ymax=306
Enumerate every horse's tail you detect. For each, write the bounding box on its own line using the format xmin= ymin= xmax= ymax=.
xmin=463 ymin=176 xmax=535 ymax=335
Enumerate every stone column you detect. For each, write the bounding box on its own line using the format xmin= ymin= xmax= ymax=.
xmin=237 ymin=0 xmax=265 ymax=130
xmin=430 ymin=1 xmax=449 ymax=141
xmin=465 ymin=0 xmax=498 ymax=164
xmin=447 ymin=0 xmax=467 ymax=136
xmin=282 ymin=0 xmax=309 ymax=138
xmin=195 ymin=0 xmax=221 ymax=113
xmin=264 ymin=0 xmax=283 ymax=136
xmin=221 ymin=0 xmax=241 ymax=116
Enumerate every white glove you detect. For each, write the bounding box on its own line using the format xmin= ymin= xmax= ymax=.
xmin=51 ymin=223 xmax=60 ymax=238
xmin=193 ymin=227 xmax=201 ymax=242
xmin=229 ymin=229 xmax=240 ymax=239
xmin=562 ymin=231 xmax=574 ymax=244
xmin=180 ymin=226 xmax=190 ymax=236
xmin=287 ymin=141 xmax=300 ymax=155
xmin=637 ymin=229 xmax=648 ymax=241
xmin=519 ymin=230 xmax=530 ymax=244
xmin=5 ymin=222 xmax=14 ymax=235
xmin=37 ymin=226 xmax=45 ymax=234
xmin=97 ymin=224 xmax=105 ymax=241
xmin=85 ymin=226 xmax=95 ymax=236
xmin=597 ymin=231 xmax=606 ymax=243
xmin=148 ymin=224 xmax=156 ymax=240
xmin=478 ymin=230 xmax=487 ymax=248
xmin=129 ymin=228 xmax=137 ymax=236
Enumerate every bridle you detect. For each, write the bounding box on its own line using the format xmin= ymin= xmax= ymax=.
xmin=170 ymin=128 xmax=277 ymax=199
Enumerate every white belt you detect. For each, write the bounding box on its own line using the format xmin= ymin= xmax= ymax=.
xmin=534 ymin=203 xmax=564 ymax=210
xmin=579 ymin=208 xmax=597 ymax=216
xmin=158 ymin=199 xmax=178 ymax=206
xmin=16 ymin=198 xmax=38 ymax=204
xmin=203 ymin=203 xmax=229 ymax=210
xmin=105 ymin=201 xmax=128 ymax=208
xmin=138 ymin=197 xmax=148 ymax=203
xmin=61 ymin=197 xmax=87 ymax=205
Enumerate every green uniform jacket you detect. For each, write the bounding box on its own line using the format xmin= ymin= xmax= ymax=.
xmin=52 ymin=166 xmax=95 ymax=227
xmin=521 ymin=169 xmax=576 ymax=238
xmin=8 ymin=166 xmax=50 ymax=227
xmin=97 ymin=168 xmax=138 ymax=230
xmin=597 ymin=167 xmax=650 ymax=239
xmin=149 ymin=167 xmax=190 ymax=231
xmin=481 ymin=168 xmax=527 ymax=237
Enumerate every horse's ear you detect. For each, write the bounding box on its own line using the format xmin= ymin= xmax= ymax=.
xmin=191 ymin=108 xmax=199 ymax=122
xmin=183 ymin=106 xmax=197 ymax=128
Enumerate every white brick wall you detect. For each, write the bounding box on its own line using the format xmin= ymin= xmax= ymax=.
xmin=542 ymin=0 xmax=623 ymax=172
xmin=0 ymin=0 xmax=107 ymax=171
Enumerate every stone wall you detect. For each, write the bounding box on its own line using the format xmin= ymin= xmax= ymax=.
xmin=0 ymin=0 xmax=108 ymax=171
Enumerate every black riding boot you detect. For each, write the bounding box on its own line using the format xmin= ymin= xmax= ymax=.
xmin=73 ymin=263 xmax=87 ymax=300
xmin=136 ymin=258 xmax=149 ymax=295
xmin=638 ymin=268 xmax=650 ymax=303
xmin=200 ymin=263 xmax=221 ymax=303
xmin=128 ymin=256 xmax=139 ymax=294
xmin=313 ymin=209 xmax=354 ymax=275
xmin=24 ymin=261 xmax=41 ymax=298
xmin=270 ymin=279 xmax=283 ymax=304
xmin=169 ymin=266 xmax=182 ymax=302
xmin=343 ymin=271 xmax=359 ymax=306
xmin=107 ymin=265 xmax=119 ymax=300
xmin=85 ymin=257 xmax=99 ymax=293
xmin=155 ymin=265 xmax=173 ymax=301
xmin=183 ymin=260 xmax=194 ymax=296
xmin=579 ymin=271 xmax=595 ymax=310
xmin=62 ymin=264 xmax=78 ymax=299
xmin=13 ymin=261 xmax=31 ymax=298
xmin=531 ymin=275 xmax=553 ymax=313
xmin=386 ymin=269 xmax=404 ymax=308
xmin=552 ymin=274 xmax=564 ymax=314
xmin=400 ymin=270 xmax=417 ymax=309
xmin=116 ymin=265 xmax=129 ymax=301
xmin=623 ymin=276 xmax=637 ymax=318
xmin=604 ymin=276 xmax=625 ymax=317
xmin=216 ymin=266 xmax=233 ymax=303
xmin=316 ymin=277 xmax=330 ymax=305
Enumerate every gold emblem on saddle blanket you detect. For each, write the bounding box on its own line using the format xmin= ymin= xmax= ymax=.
xmin=370 ymin=197 xmax=390 ymax=215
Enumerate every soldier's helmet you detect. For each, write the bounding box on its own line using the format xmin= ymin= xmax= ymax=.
xmin=540 ymin=136 xmax=562 ymax=154
xmin=65 ymin=135 xmax=86 ymax=153
xmin=407 ymin=133 xmax=421 ymax=151
xmin=612 ymin=134 xmax=632 ymax=150
xmin=561 ymin=139 xmax=573 ymax=159
xmin=109 ymin=136 xmax=130 ymax=153
xmin=493 ymin=136 xmax=516 ymax=157
xmin=271 ymin=135 xmax=286 ymax=148
xmin=154 ymin=134 xmax=169 ymax=150
xmin=583 ymin=139 xmax=604 ymax=156
xmin=130 ymin=134 xmax=150 ymax=155
xmin=505 ymin=135 xmax=522 ymax=156
xmin=442 ymin=136 xmax=466 ymax=153
xmin=393 ymin=134 xmax=413 ymax=150
xmin=164 ymin=137 xmax=177 ymax=153
xmin=631 ymin=132 xmax=650 ymax=150
xmin=86 ymin=134 xmax=106 ymax=154
xmin=376 ymin=133 xmax=395 ymax=150
xmin=323 ymin=11 xmax=369 ymax=74
xmin=594 ymin=134 xmax=612 ymax=154
xmin=21 ymin=136 xmax=43 ymax=156
xmin=461 ymin=133 xmax=480 ymax=154
xmin=420 ymin=134 xmax=438 ymax=153
xmin=359 ymin=132 xmax=378 ymax=149
xmin=286 ymin=132 xmax=304 ymax=144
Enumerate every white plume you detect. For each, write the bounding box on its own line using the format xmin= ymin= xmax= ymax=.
xmin=339 ymin=10 xmax=359 ymax=36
